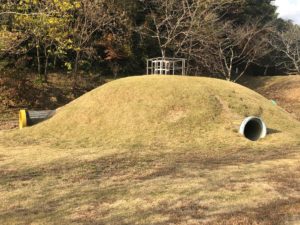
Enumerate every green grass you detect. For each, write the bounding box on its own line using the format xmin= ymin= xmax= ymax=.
xmin=0 ymin=75 xmax=299 ymax=224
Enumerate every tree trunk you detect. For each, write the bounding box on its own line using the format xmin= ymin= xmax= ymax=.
xmin=36 ymin=41 xmax=41 ymax=77
xmin=53 ymin=55 xmax=57 ymax=70
xmin=44 ymin=55 xmax=49 ymax=82
xmin=74 ymin=51 xmax=80 ymax=74
xmin=161 ymin=49 xmax=166 ymax=58
xmin=44 ymin=47 xmax=49 ymax=82
xmin=264 ymin=65 xmax=269 ymax=76
xmin=73 ymin=51 xmax=80 ymax=89
xmin=293 ymin=60 xmax=300 ymax=73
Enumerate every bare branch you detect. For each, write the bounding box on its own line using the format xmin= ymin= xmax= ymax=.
xmin=269 ymin=23 xmax=300 ymax=74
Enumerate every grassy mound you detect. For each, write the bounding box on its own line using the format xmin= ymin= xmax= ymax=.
xmin=0 ymin=76 xmax=300 ymax=224
xmin=3 ymin=75 xmax=300 ymax=149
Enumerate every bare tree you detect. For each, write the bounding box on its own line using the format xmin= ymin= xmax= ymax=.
xmin=141 ymin=0 xmax=239 ymax=58
xmin=270 ymin=24 xmax=300 ymax=74
xmin=142 ymin=0 xmax=275 ymax=81
xmin=214 ymin=22 xmax=273 ymax=81
xmin=178 ymin=16 xmax=273 ymax=81
xmin=140 ymin=0 xmax=191 ymax=58
xmin=141 ymin=0 xmax=251 ymax=78
xmin=175 ymin=1 xmax=226 ymax=75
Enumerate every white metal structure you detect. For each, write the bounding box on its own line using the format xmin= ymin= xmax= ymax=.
xmin=147 ymin=57 xmax=186 ymax=75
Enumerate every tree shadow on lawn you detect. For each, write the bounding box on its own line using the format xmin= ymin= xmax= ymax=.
xmin=0 ymin=145 xmax=297 ymax=185
xmin=0 ymin=145 xmax=299 ymax=224
xmin=205 ymin=198 xmax=300 ymax=225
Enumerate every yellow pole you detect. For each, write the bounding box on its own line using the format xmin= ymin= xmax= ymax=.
xmin=19 ymin=110 xmax=27 ymax=129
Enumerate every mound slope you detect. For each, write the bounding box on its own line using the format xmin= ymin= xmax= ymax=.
xmin=240 ymin=75 xmax=300 ymax=120
xmin=9 ymin=76 xmax=300 ymax=148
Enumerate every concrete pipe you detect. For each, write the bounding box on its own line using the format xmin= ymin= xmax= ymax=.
xmin=239 ymin=117 xmax=267 ymax=141
xmin=19 ymin=109 xmax=56 ymax=129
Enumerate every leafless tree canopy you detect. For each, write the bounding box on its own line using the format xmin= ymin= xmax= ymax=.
xmin=270 ymin=24 xmax=300 ymax=74
xmin=140 ymin=0 xmax=275 ymax=81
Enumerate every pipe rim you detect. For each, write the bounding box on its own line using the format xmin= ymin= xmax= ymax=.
xmin=239 ymin=117 xmax=267 ymax=141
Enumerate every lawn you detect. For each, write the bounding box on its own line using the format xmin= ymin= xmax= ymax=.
xmin=0 ymin=144 xmax=299 ymax=224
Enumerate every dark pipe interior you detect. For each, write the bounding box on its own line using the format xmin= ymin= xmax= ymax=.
xmin=244 ymin=119 xmax=263 ymax=141
xmin=27 ymin=110 xmax=56 ymax=126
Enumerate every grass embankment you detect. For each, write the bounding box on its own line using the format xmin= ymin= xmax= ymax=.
xmin=0 ymin=75 xmax=299 ymax=224
xmin=240 ymin=75 xmax=300 ymax=120
xmin=3 ymin=75 xmax=300 ymax=149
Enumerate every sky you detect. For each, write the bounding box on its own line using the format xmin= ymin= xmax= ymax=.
xmin=274 ymin=0 xmax=300 ymax=24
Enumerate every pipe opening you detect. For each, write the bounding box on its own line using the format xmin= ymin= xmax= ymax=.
xmin=244 ymin=119 xmax=263 ymax=141
xmin=239 ymin=117 xmax=267 ymax=141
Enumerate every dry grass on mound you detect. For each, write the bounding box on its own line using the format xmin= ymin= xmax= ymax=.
xmin=0 ymin=75 xmax=300 ymax=224
xmin=1 ymin=75 xmax=300 ymax=150
xmin=240 ymin=75 xmax=300 ymax=120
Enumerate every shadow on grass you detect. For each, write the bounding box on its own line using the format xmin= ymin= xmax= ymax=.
xmin=267 ymin=128 xmax=281 ymax=134
xmin=207 ymin=198 xmax=300 ymax=225
xmin=0 ymin=145 xmax=299 ymax=224
xmin=0 ymin=145 xmax=298 ymax=186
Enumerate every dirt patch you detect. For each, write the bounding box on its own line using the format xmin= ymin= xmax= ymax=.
xmin=0 ymin=110 xmax=18 ymax=131
xmin=282 ymin=87 xmax=300 ymax=101
xmin=0 ymin=120 xmax=18 ymax=130
xmin=166 ymin=107 xmax=188 ymax=122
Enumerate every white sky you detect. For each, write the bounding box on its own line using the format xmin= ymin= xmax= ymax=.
xmin=274 ymin=0 xmax=300 ymax=24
